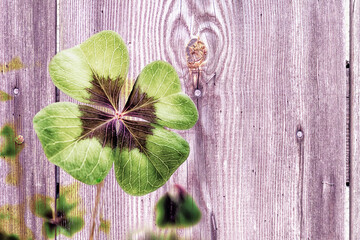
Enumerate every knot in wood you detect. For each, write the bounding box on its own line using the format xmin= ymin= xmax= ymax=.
xmin=186 ymin=37 xmax=207 ymax=70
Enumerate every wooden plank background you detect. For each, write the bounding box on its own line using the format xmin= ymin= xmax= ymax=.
xmin=0 ymin=0 xmax=56 ymax=239
xmin=351 ymin=0 xmax=360 ymax=240
xmin=0 ymin=0 xmax=353 ymax=239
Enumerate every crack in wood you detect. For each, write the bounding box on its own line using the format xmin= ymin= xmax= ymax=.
xmin=346 ymin=60 xmax=351 ymax=187
xmin=296 ymin=125 xmax=305 ymax=239
xmin=210 ymin=211 xmax=217 ymax=240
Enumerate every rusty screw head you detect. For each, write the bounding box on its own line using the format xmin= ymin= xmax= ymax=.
xmin=15 ymin=135 xmax=24 ymax=144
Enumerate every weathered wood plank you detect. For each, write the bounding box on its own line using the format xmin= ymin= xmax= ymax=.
xmin=57 ymin=1 xmax=200 ymax=239
xmin=57 ymin=1 xmax=347 ymax=239
xmin=182 ymin=1 xmax=346 ymax=239
xmin=350 ymin=0 xmax=360 ymax=239
xmin=0 ymin=1 xmax=56 ymax=239
xmin=237 ymin=1 xmax=347 ymax=238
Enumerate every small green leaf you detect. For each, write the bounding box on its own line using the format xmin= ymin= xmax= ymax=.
xmin=0 ymin=90 xmax=12 ymax=101
xmin=0 ymin=125 xmax=23 ymax=158
xmin=155 ymin=185 xmax=201 ymax=228
xmin=34 ymin=31 xmax=198 ymax=195
xmin=56 ymin=195 xmax=76 ymax=215
xmin=43 ymin=222 xmax=56 ymax=239
xmin=33 ymin=197 xmax=53 ymax=219
xmin=30 ymin=184 xmax=84 ymax=239
xmin=59 ymin=216 xmax=84 ymax=237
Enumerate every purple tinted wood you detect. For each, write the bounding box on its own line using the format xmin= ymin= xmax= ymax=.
xmin=350 ymin=1 xmax=360 ymax=239
xmin=58 ymin=1 xmax=347 ymax=239
xmin=0 ymin=1 xmax=56 ymax=239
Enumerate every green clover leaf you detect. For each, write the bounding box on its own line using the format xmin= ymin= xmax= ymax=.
xmin=0 ymin=124 xmax=24 ymax=158
xmin=0 ymin=90 xmax=12 ymax=102
xmin=33 ymin=30 xmax=198 ymax=195
xmin=155 ymin=185 xmax=201 ymax=228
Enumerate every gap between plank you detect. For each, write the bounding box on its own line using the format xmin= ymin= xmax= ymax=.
xmin=54 ymin=0 xmax=60 ymax=239
xmin=346 ymin=0 xmax=351 ymax=239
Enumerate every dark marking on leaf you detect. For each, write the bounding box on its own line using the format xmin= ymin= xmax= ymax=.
xmin=122 ymin=85 xmax=157 ymax=123
xmin=44 ymin=209 xmax=53 ymax=220
xmin=118 ymin=119 xmax=154 ymax=152
xmin=86 ymin=73 xmax=123 ymax=110
xmin=78 ymin=105 xmax=117 ymax=149
xmin=162 ymin=193 xmax=178 ymax=224
xmin=59 ymin=218 xmax=71 ymax=230
xmin=57 ymin=210 xmax=65 ymax=219
xmin=0 ymin=231 xmax=20 ymax=240
xmin=78 ymin=104 xmax=156 ymax=153
xmin=47 ymin=222 xmax=57 ymax=231
xmin=7 ymin=235 xmax=20 ymax=240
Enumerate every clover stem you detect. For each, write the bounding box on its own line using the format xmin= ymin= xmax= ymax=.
xmin=89 ymin=180 xmax=105 ymax=240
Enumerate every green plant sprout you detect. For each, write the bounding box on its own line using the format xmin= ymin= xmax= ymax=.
xmin=30 ymin=184 xmax=84 ymax=239
xmin=155 ymin=185 xmax=201 ymax=228
xmin=33 ymin=30 xmax=198 ymax=195
xmin=0 ymin=124 xmax=25 ymax=185
xmin=0 ymin=124 xmax=23 ymax=158
xmin=128 ymin=185 xmax=201 ymax=240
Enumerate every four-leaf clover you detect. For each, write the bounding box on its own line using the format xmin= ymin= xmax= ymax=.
xmin=155 ymin=185 xmax=201 ymax=228
xmin=30 ymin=194 xmax=84 ymax=238
xmin=33 ymin=31 xmax=198 ymax=195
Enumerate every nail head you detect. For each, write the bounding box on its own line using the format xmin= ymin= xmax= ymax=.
xmin=296 ymin=130 xmax=303 ymax=139
xmin=194 ymin=89 xmax=201 ymax=97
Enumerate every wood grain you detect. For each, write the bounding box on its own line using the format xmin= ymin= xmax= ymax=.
xmin=57 ymin=0 xmax=347 ymax=239
xmin=183 ymin=1 xmax=347 ymax=239
xmin=0 ymin=0 xmax=56 ymax=239
xmin=350 ymin=0 xmax=360 ymax=239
